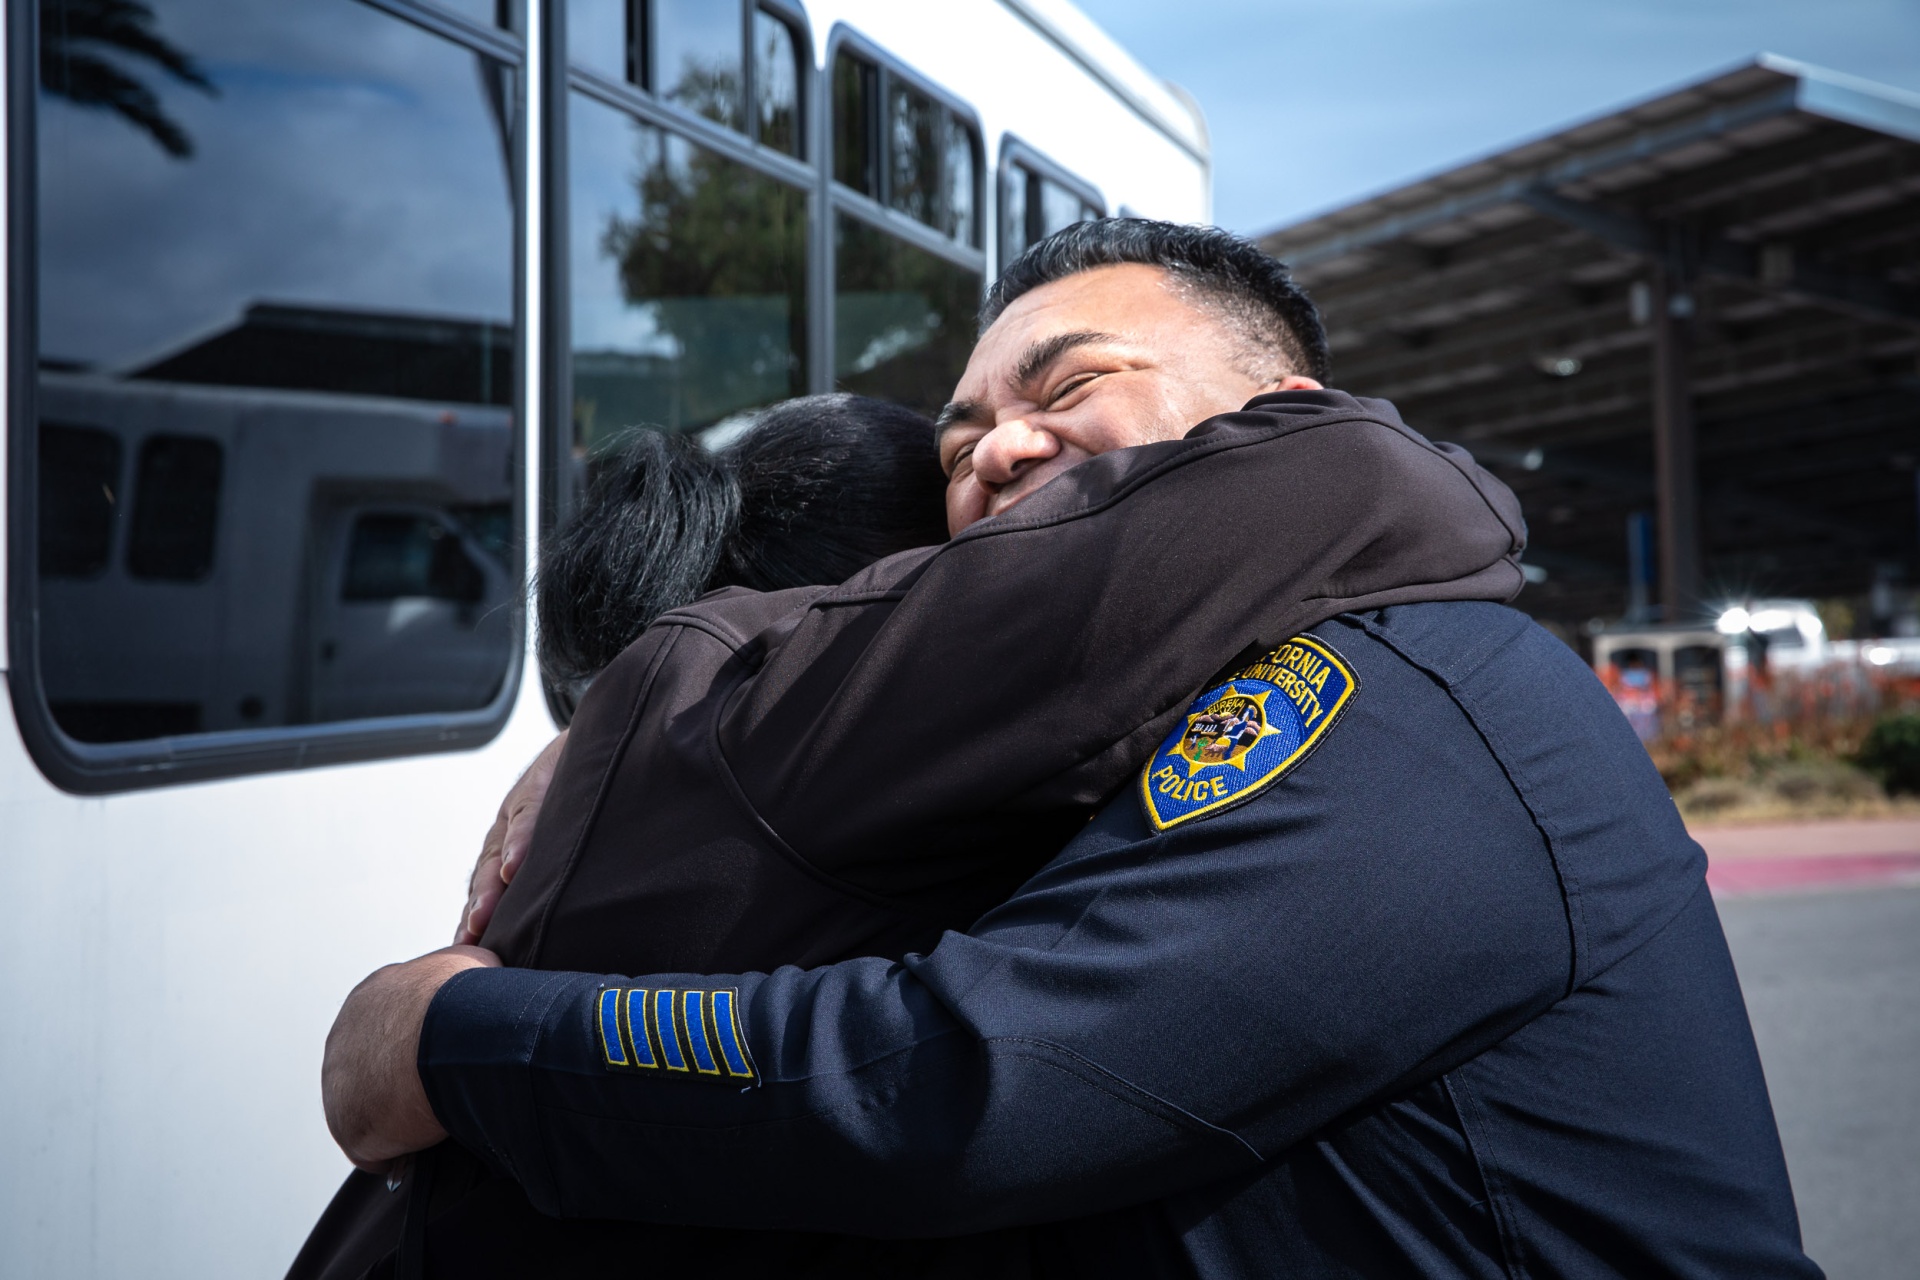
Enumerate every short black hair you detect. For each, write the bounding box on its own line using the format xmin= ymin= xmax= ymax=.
xmin=538 ymin=394 xmax=948 ymax=687
xmin=982 ymin=218 xmax=1331 ymax=385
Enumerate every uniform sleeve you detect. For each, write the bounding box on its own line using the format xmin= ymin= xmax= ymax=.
xmin=419 ymin=768 xmax=1571 ymax=1236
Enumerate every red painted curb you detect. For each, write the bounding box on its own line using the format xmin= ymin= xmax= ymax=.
xmin=1706 ymin=852 xmax=1920 ymax=898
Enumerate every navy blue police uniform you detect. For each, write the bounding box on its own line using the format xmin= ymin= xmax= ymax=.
xmin=418 ymin=600 xmax=1823 ymax=1279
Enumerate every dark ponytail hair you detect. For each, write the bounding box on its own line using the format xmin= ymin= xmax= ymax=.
xmin=537 ymin=394 xmax=947 ymax=687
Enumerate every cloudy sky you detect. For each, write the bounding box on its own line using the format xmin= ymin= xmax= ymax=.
xmin=39 ymin=1 xmax=513 ymax=368
xmin=1073 ymin=0 xmax=1920 ymax=235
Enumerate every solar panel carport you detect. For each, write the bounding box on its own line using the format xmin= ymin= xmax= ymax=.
xmin=1258 ymin=56 xmax=1920 ymax=636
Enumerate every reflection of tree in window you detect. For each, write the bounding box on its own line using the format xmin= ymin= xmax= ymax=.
xmin=653 ymin=0 xmax=742 ymax=129
xmin=887 ymin=82 xmax=940 ymax=226
xmin=40 ymin=0 xmax=216 ymax=158
xmin=835 ymin=217 xmax=980 ymax=415
xmin=596 ymin=133 xmax=806 ymax=433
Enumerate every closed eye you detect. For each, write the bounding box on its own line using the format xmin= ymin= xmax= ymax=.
xmin=1045 ymin=371 xmax=1101 ymax=408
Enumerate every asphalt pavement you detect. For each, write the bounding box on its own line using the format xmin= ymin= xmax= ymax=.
xmin=1720 ymin=883 xmax=1920 ymax=1280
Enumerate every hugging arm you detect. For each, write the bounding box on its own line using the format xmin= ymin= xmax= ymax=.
xmin=719 ymin=401 xmax=1522 ymax=878
xmin=418 ymin=781 xmax=1568 ymax=1234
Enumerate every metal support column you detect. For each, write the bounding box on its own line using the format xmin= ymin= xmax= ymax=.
xmin=1651 ymin=261 xmax=1700 ymax=620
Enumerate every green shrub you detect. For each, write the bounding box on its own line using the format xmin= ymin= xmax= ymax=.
xmin=1857 ymin=713 xmax=1920 ymax=795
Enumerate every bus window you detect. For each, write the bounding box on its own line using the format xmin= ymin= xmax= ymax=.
xmin=315 ymin=507 xmax=509 ymax=724
xmin=566 ymin=2 xmax=797 ymax=157
xmin=27 ymin=0 xmax=521 ymax=770
xmin=827 ymin=39 xmax=984 ymax=410
xmin=834 ymin=215 xmax=981 ymax=415
xmin=834 ymin=48 xmax=980 ymax=249
xmin=1000 ymin=144 xmax=1104 ymax=264
xmin=126 ymin=435 xmax=222 ymax=583
xmin=38 ymin=424 xmax=122 ymax=579
xmin=653 ymin=0 xmax=745 ymax=129
xmin=342 ymin=514 xmax=486 ymax=604
xmin=567 ymin=0 xmax=632 ymax=82
xmin=752 ymin=9 xmax=802 ymax=157
xmin=431 ymin=0 xmax=519 ymax=32
xmin=944 ymin=117 xmax=979 ymax=246
xmin=568 ymin=93 xmax=807 ymax=450
xmin=833 ymin=51 xmax=878 ymax=195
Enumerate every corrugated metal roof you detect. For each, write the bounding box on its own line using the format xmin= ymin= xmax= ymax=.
xmin=1255 ymin=58 xmax=1920 ymax=628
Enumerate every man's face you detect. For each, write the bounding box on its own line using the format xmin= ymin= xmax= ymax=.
xmin=937 ymin=263 xmax=1320 ymax=534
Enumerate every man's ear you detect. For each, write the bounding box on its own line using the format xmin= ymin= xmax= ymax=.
xmin=1258 ymin=374 xmax=1323 ymax=394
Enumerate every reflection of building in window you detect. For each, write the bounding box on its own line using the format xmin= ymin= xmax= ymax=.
xmin=1001 ymin=153 xmax=1104 ymax=265
xmin=129 ymin=303 xmax=514 ymax=407
xmin=30 ymin=0 xmax=521 ymax=755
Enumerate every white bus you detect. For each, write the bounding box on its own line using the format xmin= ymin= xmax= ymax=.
xmin=1 ymin=1 xmax=1208 ymax=1273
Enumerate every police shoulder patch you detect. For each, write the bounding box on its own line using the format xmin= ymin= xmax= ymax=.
xmin=1139 ymin=634 xmax=1359 ymax=831
xmin=597 ymin=985 xmax=756 ymax=1083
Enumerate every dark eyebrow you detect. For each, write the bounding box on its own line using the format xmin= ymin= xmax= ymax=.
xmin=1011 ymin=330 xmax=1119 ymax=392
xmin=933 ymin=399 xmax=992 ymax=437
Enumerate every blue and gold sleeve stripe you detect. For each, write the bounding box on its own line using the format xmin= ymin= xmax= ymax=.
xmin=597 ymin=987 xmax=754 ymax=1082
xmin=624 ymin=989 xmax=657 ymax=1068
xmin=597 ymin=988 xmax=628 ymax=1067
xmin=712 ymin=989 xmax=755 ymax=1079
xmin=654 ymin=988 xmax=689 ymax=1071
xmin=684 ymin=991 xmax=722 ymax=1075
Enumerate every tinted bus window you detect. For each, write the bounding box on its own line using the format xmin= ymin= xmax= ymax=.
xmin=654 ymin=0 xmax=743 ymax=128
xmin=33 ymin=1 xmax=520 ymax=748
xmin=127 ymin=435 xmax=222 ymax=582
xmin=753 ymin=9 xmax=801 ymax=156
xmin=567 ymin=0 xmax=631 ymax=81
xmin=38 ymin=424 xmax=121 ymax=579
xmin=834 ymin=216 xmax=981 ymax=414
xmin=835 ymin=53 xmax=978 ymax=248
xmin=833 ymin=51 xmax=877 ymax=195
xmin=569 ymin=91 xmax=806 ymax=448
xmin=343 ymin=514 xmax=486 ymax=604
xmin=943 ymin=117 xmax=978 ymax=245
xmin=886 ymin=80 xmax=942 ymax=227
xmin=1001 ymin=159 xmax=1102 ymax=263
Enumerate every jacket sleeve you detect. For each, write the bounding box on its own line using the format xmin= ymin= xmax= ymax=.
xmin=419 ymin=765 xmax=1571 ymax=1236
xmin=713 ymin=394 xmax=1526 ymax=894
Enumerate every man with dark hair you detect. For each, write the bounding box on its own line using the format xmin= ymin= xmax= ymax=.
xmin=982 ymin=216 xmax=1332 ymax=385
xmin=325 ymin=220 xmax=1819 ymax=1279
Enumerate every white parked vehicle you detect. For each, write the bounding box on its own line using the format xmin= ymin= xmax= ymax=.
xmin=1 ymin=3 xmax=1210 ymax=1274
